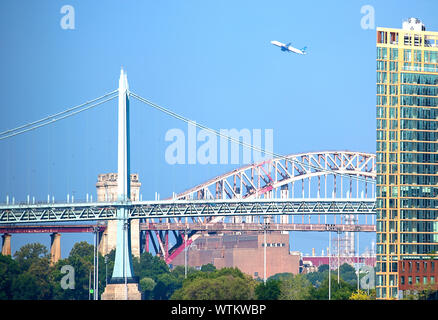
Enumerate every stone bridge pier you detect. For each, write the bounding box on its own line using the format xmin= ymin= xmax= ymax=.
xmin=1 ymin=232 xmax=62 ymax=266
xmin=1 ymin=233 xmax=11 ymax=256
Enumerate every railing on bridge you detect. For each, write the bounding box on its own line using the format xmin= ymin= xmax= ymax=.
xmin=0 ymin=198 xmax=376 ymax=224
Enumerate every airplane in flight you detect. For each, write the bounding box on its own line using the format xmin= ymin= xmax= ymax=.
xmin=271 ymin=40 xmax=307 ymax=55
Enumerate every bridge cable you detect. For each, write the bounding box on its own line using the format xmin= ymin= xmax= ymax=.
xmin=130 ymin=91 xmax=375 ymax=184
xmin=0 ymin=91 xmax=118 ymax=141
xmin=0 ymin=89 xmax=118 ymax=137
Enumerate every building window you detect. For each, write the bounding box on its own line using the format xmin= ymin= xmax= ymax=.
xmin=408 ymin=276 xmax=413 ymax=285
xmin=389 ymin=275 xmax=396 ymax=286
xmin=378 ymin=31 xmax=388 ymax=44
xmin=392 ymin=288 xmax=398 ymax=298
xmin=423 ymin=276 xmax=428 ymax=285
xmin=431 ymin=276 xmax=435 ymax=284
xmin=400 ymin=276 xmax=405 ymax=285
xmin=416 ymin=276 xmax=420 ymax=284
xmin=404 ymin=49 xmax=412 ymax=62
xmin=390 ymin=48 xmax=399 ymax=60
xmin=414 ymin=50 xmax=422 ymax=62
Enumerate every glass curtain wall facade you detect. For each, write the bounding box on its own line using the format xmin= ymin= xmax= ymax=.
xmin=376 ymin=25 xmax=438 ymax=299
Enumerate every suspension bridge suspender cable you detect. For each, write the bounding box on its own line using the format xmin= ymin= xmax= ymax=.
xmin=130 ymin=91 xmax=375 ymax=184
xmin=0 ymin=91 xmax=118 ymax=141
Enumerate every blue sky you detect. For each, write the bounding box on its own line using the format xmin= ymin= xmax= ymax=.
xmin=1 ymin=0 xmax=437 ymax=258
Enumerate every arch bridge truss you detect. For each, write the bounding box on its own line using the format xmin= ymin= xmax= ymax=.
xmin=142 ymin=150 xmax=376 ymax=263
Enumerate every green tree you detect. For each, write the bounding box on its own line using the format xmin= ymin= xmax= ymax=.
xmin=318 ymin=264 xmax=329 ymax=273
xmin=255 ymin=279 xmax=281 ymax=300
xmin=313 ymin=274 xmax=355 ymax=300
xmin=11 ymin=273 xmax=41 ymax=300
xmin=338 ymin=263 xmax=358 ymax=287
xmin=304 ymin=268 xmax=329 ymax=288
xmin=11 ymin=242 xmax=54 ymax=299
xmin=268 ymin=272 xmax=294 ymax=281
xmin=200 ymin=263 xmax=216 ymax=273
xmin=27 ymin=255 xmax=53 ymax=299
xmin=171 ymin=264 xmax=198 ymax=280
xmin=0 ymin=255 xmax=20 ymax=299
xmin=131 ymin=251 xmax=181 ymax=299
xmin=52 ymin=241 xmax=105 ymax=300
xmin=154 ymin=272 xmax=181 ymax=300
xmin=173 ymin=275 xmax=255 ymax=300
xmin=279 ymin=274 xmax=313 ymax=300
xmin=171 ymin=267 xmax=256 ymax=300
xmin=13 ymin=243 xmax=49 ymax=272
xmin=133 ymin=251 xmax=170 ymax=281
xmin=139 ymin=277 xmax=156 ymax=300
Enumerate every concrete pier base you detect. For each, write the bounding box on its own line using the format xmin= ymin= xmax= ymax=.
xmin=50 ymin=233 xmax=61 ymax=265
xmin=1 ymin=233 xmax=11 ymax=256
xmin=101 ymin=281 xmax=142 ymax=300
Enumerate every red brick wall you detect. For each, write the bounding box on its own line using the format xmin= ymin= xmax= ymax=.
xmin=171 ymin=232 xmax=300 ymax=278
xmin=398 ymin=259 xmax=438 ymax=291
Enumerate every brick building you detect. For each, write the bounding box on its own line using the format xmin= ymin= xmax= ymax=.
xmin=398 ymin=259 xmax=438 ymax=291
xmin=171 ymin=231 xmax=301 ymax=279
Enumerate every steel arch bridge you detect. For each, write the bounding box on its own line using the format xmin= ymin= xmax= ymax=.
xmin=142 ymin=150 xmax=376 ymax=263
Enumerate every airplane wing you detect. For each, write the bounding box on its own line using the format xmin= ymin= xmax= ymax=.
xmin=271 ymin=40 xmax=285 ymax=48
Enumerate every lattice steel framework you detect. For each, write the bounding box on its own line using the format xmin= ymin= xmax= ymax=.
xmin=0 ymin=198 xmax=375 ymax=224
xmin=146 ymin=150 xmax=376 ymax=263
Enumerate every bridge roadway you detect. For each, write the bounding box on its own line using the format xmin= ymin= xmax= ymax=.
xmin=0 ymin=198 xmax=376 ymax=225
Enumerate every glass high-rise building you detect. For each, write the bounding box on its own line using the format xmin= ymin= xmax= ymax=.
xmin=376 ymin=18 xmax=438 ymax=299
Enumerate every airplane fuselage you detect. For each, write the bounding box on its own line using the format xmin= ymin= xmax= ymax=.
xmin=271 ymin=40 xmax=306 ymax=55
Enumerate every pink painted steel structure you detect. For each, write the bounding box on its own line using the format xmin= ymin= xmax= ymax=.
xmin=142 ymin=150 xmax=376 ymax=263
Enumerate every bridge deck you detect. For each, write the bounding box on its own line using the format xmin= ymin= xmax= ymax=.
xmin=0 ymin=198 xmax=376 ymax=224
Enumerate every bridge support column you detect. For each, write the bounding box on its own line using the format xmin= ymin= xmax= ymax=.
xmin=50 ymin=233 xmax=61 ymax=265
xmin=101 ymin=68 xmax=141 ymax=300
xmin=1 ymin=233 xmax=11 ymax=256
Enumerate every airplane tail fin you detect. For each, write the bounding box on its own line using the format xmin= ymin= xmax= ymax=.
xmin=301 ymin=46 xmax=307 ymax=53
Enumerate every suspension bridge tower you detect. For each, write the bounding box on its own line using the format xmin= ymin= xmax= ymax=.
xmin=101 ymin=69 xmax=141 ymax=300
